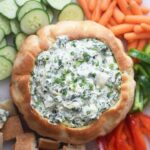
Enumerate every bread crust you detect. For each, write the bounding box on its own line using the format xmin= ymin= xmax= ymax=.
xmin=10 ymin=21 xmax=135 ymax=144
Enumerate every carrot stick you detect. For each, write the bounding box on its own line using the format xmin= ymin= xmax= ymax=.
xmin=99 ymin=1 xmax=116 ymax=26
xmin=113 ymin=7 xmax=125 ymax=23
xmin=106 ymin=24 xmax=112 ymax=29
xmin=141 ymin=23 xmax=150 ymax=32
xmin=134 ymin=25 xmax=145 ymax=33
xmin=101 ymin=0 xmax=111 ymax=12
xmin=135 ymin=0 xmax=142 ymax=5
xmin=109 ymin=17 xmax=117 ymax=26
xmin=92 ymin=0 xmax=102 ymax=22
xmin=111 ymin=24 xmax=134 ymax=36
xmin=129 ymin=0 xmax=143 ymax=15
xmin=141 ymin=6 xmax=150 ymax=14
xmin=137 ymin=39 xmax=147 ymax=50
xmin=124 ymin=32 xmax=150 ymax=41
xmin=117 ymin=0 xmax=132 ymax=15
xmin=77 ymin=0 xmax=91 ymax=19
xmin=89 ymin=0 xmax=97 ymax=12
xmin=127 ymin=40 xmax=138 ymax=50
xmin=125 ymin=15 xmax=150 ymax=24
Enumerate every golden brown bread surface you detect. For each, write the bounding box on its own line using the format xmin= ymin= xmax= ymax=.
xmin=10 ymin=21 xmax=135 ymax=144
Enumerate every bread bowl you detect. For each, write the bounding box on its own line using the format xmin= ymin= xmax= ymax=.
xmin=10 ymin=21 xmax=135 ymax=144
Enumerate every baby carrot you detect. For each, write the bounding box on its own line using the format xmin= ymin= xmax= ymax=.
xmin=77 ymin=0 xmax=91 ymax=19
xmin=134 ymin=25 xmax=144 ymax=33
xmin=137 ymin=39 xmax=147 ymax=50
xmin=117 ymin=0 xmax=131 ymax=15
xmin=127 ymin=40 xmax=138 ymax=50
xmin=106 ymin=24 xmax=112 ymax=29
xmin=111 ymin=24 xmax=134 ymax=36
xmin=141 ymin=6 xmax=150 ymax=14
xmin=125 ymin=15 xmax=150 ymax=24
xmin=124 ymin=32 xmax=150 ymax=41
xmin=89 ymin=0 xmax=97 ymax=12
xmin=141 ymin=23 xmax=150 ymax=32
xmin=113 ymin=7 xmax=125 ymax=23
xmin=101 ymin=0 xmax=111 ymax=12
xmin=109 ymin=17 xmax=118 ymax=26
xmin=135 ymin=0 xmax=142 ymax=5
xmin=129 ymin=0 xmax=143 ymax=15
xmin=99 ymin=1 xmax=116 ymax=26
xmin=92 ymin=0 xmax=102 ymax=22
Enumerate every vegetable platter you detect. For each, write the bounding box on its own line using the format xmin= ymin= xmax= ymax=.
xmin=0 ymin=0 xmax=150 ymax=149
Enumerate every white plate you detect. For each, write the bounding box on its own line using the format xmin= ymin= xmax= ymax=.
xmin=0 ymin=0 xmax=150 ymax=149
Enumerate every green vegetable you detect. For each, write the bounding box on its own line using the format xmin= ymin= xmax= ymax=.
xmin=128 ymin=49 xmax=150 ymax=64
xmin=144 ymin=44 xmax=150 ymax=55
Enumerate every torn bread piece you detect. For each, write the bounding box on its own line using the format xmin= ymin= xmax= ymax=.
xmin=0 ymin=132 xmax=3 ymax=150
xmin=63 ymin=145 xmax=86 ymax=150
xmin=38 ymin=138 xmax=60 ymax=150
xmin=0 ymin=108 xmax=9 ymax=129
xmin=14 ymin=133 xmax=37 ymax=150
xmin=2 ymin=116 xmax=23 ymax=141
xmin=0 ymin=99 xmax=17 ymax=116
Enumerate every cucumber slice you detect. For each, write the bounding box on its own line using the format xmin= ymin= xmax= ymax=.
xmin=17 ymin=0 xmax=43 ymax=21
xmin=47 ymin=8 xmax=54 ymax=23
xmin=0 ymin=46 xmax=17 ymax=63
xmin=0 ymin=56 xmax=13 ymax=80
xmin=58 ymin=3 xmax=84 ymax=21
xmin=0 ymin=28 xmax=4 ymax=43
xmin=0 ymin=0 xmax=18 ymax=19
xmin=15 ymin=33 xmax=27 ymax=50
xmin=0 ymin=39 xmax=7 ymax=49
xmin=20 ymin=9 xmax=50 ymax=34
xmin=15 ymin=0 xmax=41 ymax=6
xmin=10 ymin=20 xmax=20 ymax=35
xmin=0 ymin=15 xmax=11 ymax=35
xmin=47 ymin=0 xmax=71 ymax=10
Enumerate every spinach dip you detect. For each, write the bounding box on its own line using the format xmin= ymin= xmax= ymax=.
xmin=30 ymin=36 xmax=121 ymax=128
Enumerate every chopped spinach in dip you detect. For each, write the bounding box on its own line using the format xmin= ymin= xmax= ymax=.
xmin=0 ymin=108 xmax=9 ymax=123
xmin=30 ymin=36 xmax=121 ymax=128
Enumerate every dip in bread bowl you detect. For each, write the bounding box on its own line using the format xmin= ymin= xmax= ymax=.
xmin=10 ymin=21 xmax=135 ymax=144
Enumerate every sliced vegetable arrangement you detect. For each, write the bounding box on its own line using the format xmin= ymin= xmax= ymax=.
xmin=78 ymin=0 xmax=150 ymax=51
xmin=0 ymin=0 xmax=84 ymax=80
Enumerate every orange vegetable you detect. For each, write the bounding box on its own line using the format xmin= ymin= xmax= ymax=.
xmin=141 ymin=23 xmax=150 ymax=32
xmin=89 ymin=0 xmax=97 ymax=12
xmin=77 ymin=0 xmax=91 ymax=19
xmin=117 ymin=0 xmax=131 ymax=15
xmin=109 ymin=17 xmax=117 ymax=26
xmin=134 ymin=25 xmax=144 ymax=33
xmin=141 ymin=6 xmax=150 ymax=14
xmin=113 ymin=7 xmax=125 ymax=23
xmin=125 ymin=15 xmax=150 ymax=24
xmin=99 ymin=1 xmax=116 ymax=26
xmin=124 ymin=32 xmax=150 ymax=41
xmin=129 ymin=0 xmax=143 ymax=15
xmin=92 ymin=0 xmax=102 ymax=22
xmin=106 ymin=24 xmax=112 ymax=29
xmin=135 ymin=0 xmax=142 ymax=5
xmin=101 ymin=0 xmax=111 ymax=12
xmin=137 ymin=39 xmax=147 ymax=50
xmin=111 ymin=24 xmax=134 ymax=36
xmin=127 ymin=40 xmax=138 ymax=50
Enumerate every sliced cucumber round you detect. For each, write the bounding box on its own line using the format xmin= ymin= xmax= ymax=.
xmin=20 ymin=9 xmax=50 ymax=34
xmin=10 ymin=20 xmax=20 ymax=35
xmin=47 ymin=8 xmax=54 ymax=23
xmin=47 ymin=0 xmax=71 ymax=10
xmin=0 ymin=56 xmax=13 ymax=80
xmin=0 ymin=0 xmax=18 ymax=19
xmin=0 ymin=28 xmax=4 ymax=43
xmin=15 ymin=33 xmax=27 ymax=51
xmin=15 ymin=0 xmax=41 ymax=6
xmin=17 ymin=0 xmax=43 ymax=21
xmin=58 ymin=3 xmax=84 ymax=21
xmin=0 ymin=14 xmax=11 ymax=35
xmin=0 ymin=46 xmax=17 ymax=63
xmin=0 ymin=39 xmax=7 ymax=49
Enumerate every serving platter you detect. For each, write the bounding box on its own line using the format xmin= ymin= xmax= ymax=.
xmin=0 ymin=0 xmax=150 ymax=149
